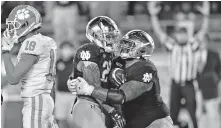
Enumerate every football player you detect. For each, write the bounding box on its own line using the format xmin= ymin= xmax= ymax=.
xmin=1 ymin=5 xmax=59 ymax=128
xmin=67 ymin=16 xmax=125 ymax=128
xmin=70 ymin=30 xmax=174 ymax=128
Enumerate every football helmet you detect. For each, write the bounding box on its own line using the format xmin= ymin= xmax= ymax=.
xmin=119 ymin=30 xmax=155 ymax=59
xmin=4 ymin=5 xmax=42 ymax=43
xmin=86 ymin=16 xmax=120 ymax=52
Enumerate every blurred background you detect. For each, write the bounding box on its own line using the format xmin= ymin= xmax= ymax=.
xmin=1 ymin=1 xmax=221 ymax=128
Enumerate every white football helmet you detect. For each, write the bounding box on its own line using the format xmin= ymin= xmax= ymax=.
xmin=4 ymin=5 xmax=42 ymax=43
xmin=119 ymin=30 xmax=155 ymax=59
xmin=86 ymin=16 xmax=120 ymax=52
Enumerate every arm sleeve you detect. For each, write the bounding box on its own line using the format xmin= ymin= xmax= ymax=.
xmin=91 ymin=86 xmax=126 ymax=104
xmin=120 ymin=81 xmax=153 ymax=102
xmin=92 ymin=80 xmax=153 ymax=104
xmin=3 ymin=53 xmax=38 ymax=85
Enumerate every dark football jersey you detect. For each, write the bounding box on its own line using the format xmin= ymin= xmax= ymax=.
xmin=123 ymin=59 xmax=170 ymax=128
xmin=73 ymin=43 xmax=113 ymax=88
xmin=111 ymin=56 xmax=126 ymax=69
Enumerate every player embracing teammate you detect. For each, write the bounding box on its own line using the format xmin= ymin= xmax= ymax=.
xmin=68 ymin=24 xmax=174 ymax=127
xmin=67 ymin=16 xmax=126 ymax=128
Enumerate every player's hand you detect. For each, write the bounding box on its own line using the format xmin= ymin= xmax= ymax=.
xmin=67 ymin=76 xmax=79 ymax=94
xmin=1 ymin=37 xmax=14 ymax=52
xmin=110 ymin=109 xmax=126 ymax=128
xmin=147 ymin=1 xmax=161 ymax=16
xmin=196 ymin=1 xmax=210 ymax=16
xmin=1 ymin=30 xmax=17 ymax=52
xmin=48 ymin=115 xmax=59 ymax=128
xmin=76 ymin=77 xmax=94 ymax=96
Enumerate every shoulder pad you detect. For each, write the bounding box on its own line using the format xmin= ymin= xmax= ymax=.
xmin=42 ymin=35 xmax=57 ymax=50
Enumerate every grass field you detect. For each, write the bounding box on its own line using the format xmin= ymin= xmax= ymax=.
xmin=1 ymin=51 xmax=220 ymax=128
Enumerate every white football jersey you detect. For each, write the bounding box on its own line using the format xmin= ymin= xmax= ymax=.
xmin=17 ymin=33 xmax=57 ymax=98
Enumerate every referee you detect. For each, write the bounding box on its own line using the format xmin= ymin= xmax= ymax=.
xmin=148 ymin=1 xmax=210 ymax=128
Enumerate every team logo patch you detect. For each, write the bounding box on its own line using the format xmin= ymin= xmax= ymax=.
xmin=16 ymin=9 xmax=30 ymax=20
xmin=142 ymin=73 xmax=152 ymax=82
xmin=80 ymin=51 xmax=91 ymax=60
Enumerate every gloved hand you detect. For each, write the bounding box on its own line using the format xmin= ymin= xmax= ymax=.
xmin=1 ymin=30 xmax=17 ymax=52
xmin=1 ymin=37 xmax=14 ymax=52
xmin=109 ymin=109 xmax=126 ymax=128
xmin=75 ymin=77 xmax=94 ymax=96
xmin=67 ymin=76 xmax=79 ymax=94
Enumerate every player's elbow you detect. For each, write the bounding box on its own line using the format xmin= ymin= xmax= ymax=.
xmin=106 ymin=89 xmax=126 ymax=104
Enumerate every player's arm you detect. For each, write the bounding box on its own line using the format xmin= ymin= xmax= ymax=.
xmin=2 ymin=52 xmax=38 ymax=85
xmin=91 ymin=80 xmax=153 ymax=104
xmin=77 ymin=61 xmax=101 ymax=87
xmin=148 ymin=1 xmax=167 ymax=43
xmin=196 ymin=1 xmax=210 ymax=41
xmin=1 ymin=74 xmax=8 ymax=88
xmin=77 ymin=61 xmax=118 ymax=111
xmin=77 ymin=60 xmax=126 ymax=127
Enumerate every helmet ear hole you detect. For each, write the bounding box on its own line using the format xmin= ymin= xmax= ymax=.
xmin=140 ymin=49 xmax=145 ymax=53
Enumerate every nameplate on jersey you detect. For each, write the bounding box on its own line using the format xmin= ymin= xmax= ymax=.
xmin=80 ymin=51 xmax=91 ymax=60
xmin=142 ymin=73 xmax=152 ymax=83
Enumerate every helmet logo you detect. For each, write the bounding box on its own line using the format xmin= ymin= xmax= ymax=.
xmin=15 ymin=9 xmax=30 ymax=20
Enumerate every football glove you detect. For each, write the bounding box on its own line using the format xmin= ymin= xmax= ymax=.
xmin=109 ymin=109 xmax=126 ymax=128
xmin=67 ymin=76 xmax=79 ymax=94
xmin=1 ymin=37 xmax=14 ymax=52
xmin=48 ymin=115 xmax=59 ymax=128
xmin=109 ymin=68 xmax=126 ymax=89
xmin=76 ymin=77 xmax=94 ymax=96
xmin=1 ymin=30 xmax=17 ymax=51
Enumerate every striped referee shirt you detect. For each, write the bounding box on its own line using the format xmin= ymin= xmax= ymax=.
xmin=164 ymin=36 xmax=200 ymax=84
